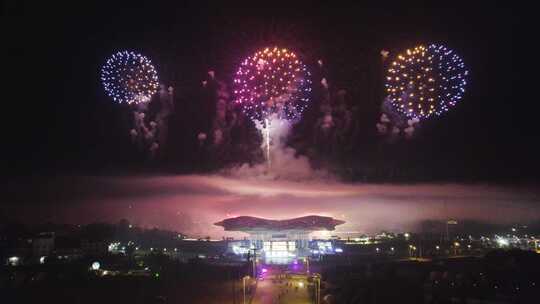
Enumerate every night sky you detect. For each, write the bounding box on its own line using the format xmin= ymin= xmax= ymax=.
xmin=5 ymin=4 xmax=527 ymax=178
xmin=2 ymin=3 xmax=536 ymax=232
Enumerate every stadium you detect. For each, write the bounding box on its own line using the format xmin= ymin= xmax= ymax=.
xmin=215 ymin=215 xmax=345 ymax=264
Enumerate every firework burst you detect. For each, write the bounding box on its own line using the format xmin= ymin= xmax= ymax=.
xmin=101 ymin=51 xmax=159 ymax=104
xmin=233 ymin=47 xmax=312 ymax=122
xmin=385 ymin=44 xmax=468 ymax=119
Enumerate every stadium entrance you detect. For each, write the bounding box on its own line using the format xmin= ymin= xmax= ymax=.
xmin=215 ymin=215 xmax=344 ymax=264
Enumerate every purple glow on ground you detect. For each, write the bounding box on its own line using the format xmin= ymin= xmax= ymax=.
xmin=3 ymin=175 xmax=540 ymax=238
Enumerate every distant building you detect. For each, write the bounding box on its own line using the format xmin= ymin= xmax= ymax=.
xmin=54 ymin=236 xmax=82 ymax=260
xmin=32 ymin=233 xmax=55 ymax=257
xmin=215 ymin=215 xmax=345 ymax=264
xmin=174 ymin=240 xmax=228 ymax=261
xmin=81 ymin=239 xmax=108 ymax=257
xmin=2 ymin=239 xmax=31 ymax=265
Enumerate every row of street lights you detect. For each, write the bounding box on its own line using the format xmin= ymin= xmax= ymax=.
xmin=242 ymin=275 xmax=250 ymax=304
xmin=312 ymin=272 xmax=321 ymax=304
xmin=304 ymin=257 xmax=321 ymax=304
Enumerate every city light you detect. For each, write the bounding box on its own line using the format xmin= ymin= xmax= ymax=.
xmin=232 ymin=245 xmax=250 ymax=255
xmin=316 ymin=241 xmax=333 ymax=254
xmin=8 ymin=256 xmax=19 ymax=266
xmin=496 ymin=236 xmax=509 ymax=247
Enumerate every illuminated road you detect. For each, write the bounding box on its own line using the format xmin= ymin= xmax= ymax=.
xmin=252 ymin=274 xmax=311 ymax=304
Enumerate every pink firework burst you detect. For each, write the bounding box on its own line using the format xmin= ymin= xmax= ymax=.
xmin=233 ymin=47 xmax=312 ymax=122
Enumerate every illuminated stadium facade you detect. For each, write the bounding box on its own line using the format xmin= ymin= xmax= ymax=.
xmin=215 ymin=215 xmax=345 ymax=264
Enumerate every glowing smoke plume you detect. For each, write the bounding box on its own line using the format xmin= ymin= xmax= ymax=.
xmin=225 ymin=115 xmax=330 ymax=181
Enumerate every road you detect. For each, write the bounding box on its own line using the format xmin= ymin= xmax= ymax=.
xmin=251 ymin=274 xmax=311 ymax=304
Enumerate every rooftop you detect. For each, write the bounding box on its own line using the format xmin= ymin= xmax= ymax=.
xmin=215 ymin=215 xmax=345 ymax=232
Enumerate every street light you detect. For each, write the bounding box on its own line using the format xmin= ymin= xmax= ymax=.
xmin=250 ymin=248 xmax=258 ymax=278
xmin=242 ymin=275 xmax=250 ymax=304
xmin=453 ymin=242 xmax=460 ymax=255
xmin=408 ymin=245 xmax=416 ymax=258
xmin=313 ymin=273 xmax=321 ymax=304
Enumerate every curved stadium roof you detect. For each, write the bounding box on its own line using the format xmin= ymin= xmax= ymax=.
xmin=215 ymin=215 xmax=345 ymax=232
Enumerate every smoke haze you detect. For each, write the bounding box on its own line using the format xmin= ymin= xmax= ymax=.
xmin=3 ymin=175 xmax=539 ymax=238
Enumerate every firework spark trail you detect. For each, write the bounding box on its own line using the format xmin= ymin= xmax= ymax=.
xmin=264 ymin=118 xmax=271 ymax=169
